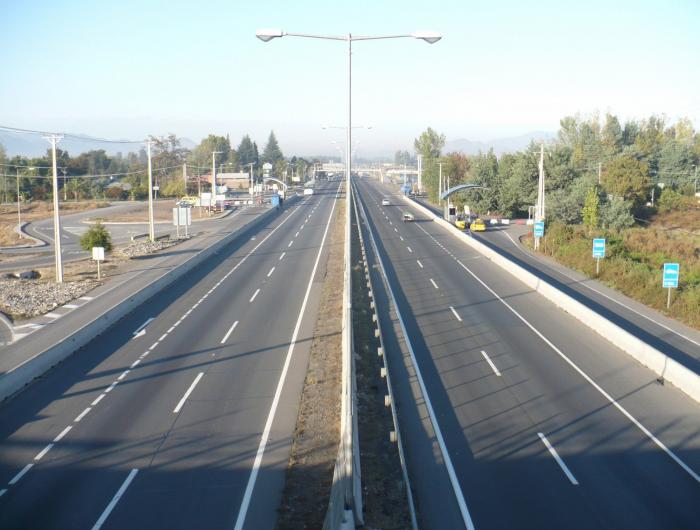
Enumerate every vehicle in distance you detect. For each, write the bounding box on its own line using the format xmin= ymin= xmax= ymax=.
xmin=304 ymin=188 xmax=314 ymax=196
xmin=471 ymin=218 xmax=486 ymax=231
xmin=402 ymin=212 xmax=415 ymax=222
xmin=178 ymin=195 xmax=199 ymax=206
xmin=381 ymin=198 xmax=391 ymax=206
xmin=455 ymin=217 xmax=468 ymax=230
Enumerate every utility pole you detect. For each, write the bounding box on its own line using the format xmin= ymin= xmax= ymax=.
xmin=212 ymin=151 xmax=223 ymax=212
xmin=598 ymin=162 xmax=602 ymax=185
xmin=248 ymin=162 xmax=255 ymax=196
xmin=417 ymin=154 xmax=422 ymax=194
xmin=146 ymin=139 xmax=155 ymax=242
xmin=183 ymin=163 xmax=187 ymax=186
xmin=438 ymin=162 xmax=445 ymax=219
xmin=16 ymin=167 xmax=21 ymax=233
xmin=45 ymin=134 xmax=65 ymax=283
xmin=535 ymin=142 xmax=545 ymax=251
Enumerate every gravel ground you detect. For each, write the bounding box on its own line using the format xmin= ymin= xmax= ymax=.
xmin=0 ymin=279 xmax=98 ymax=319
xmin=114 ymin=238 xmax=183 ymax=258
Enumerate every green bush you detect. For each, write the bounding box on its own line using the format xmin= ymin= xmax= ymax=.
xmin=80 ymin=221 xmax=112 ymax=251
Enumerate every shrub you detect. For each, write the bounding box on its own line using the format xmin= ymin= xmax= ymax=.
xmin=600 ymin=196 xmax=635 ymax=230
xmin=80 ymin=221 xmax=112 ymax=251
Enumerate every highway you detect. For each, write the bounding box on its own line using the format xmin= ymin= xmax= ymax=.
xmin=354 ymin=177 xmax=700 ymax=530
xmin=411 ymin=195 xmax=700 ymax=370
xmin=0 ymin=179 xmax=341 ymax=529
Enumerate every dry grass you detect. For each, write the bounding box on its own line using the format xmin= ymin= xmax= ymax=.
xmin=528 ymin=219 xmax=700 ymax=330
xmin=87 ymin=200 xmax=177 ymax=222
xmin=277 ymin=200 xmax=344 ymax=529
xmin=0 ymin=201 xmax=109 ymax=248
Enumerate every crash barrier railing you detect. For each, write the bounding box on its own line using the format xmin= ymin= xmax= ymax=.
xmin=351 ymin=182 xmax=419 ymax=529
xmin=324 ymin=179 xmax=362 ymax=529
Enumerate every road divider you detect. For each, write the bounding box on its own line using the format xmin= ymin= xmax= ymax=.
xmin=403 ymin=194 xmax=700 ymax=404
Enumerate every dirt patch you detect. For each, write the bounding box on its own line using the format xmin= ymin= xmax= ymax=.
xmin=276 ymin=199 xmax=344 ymax=529
xmin=351 ymin=205 xmax=410 ymax=529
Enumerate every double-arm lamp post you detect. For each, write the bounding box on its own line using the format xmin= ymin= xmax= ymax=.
xmin=255 ymin=29 xmax=441 ymax=197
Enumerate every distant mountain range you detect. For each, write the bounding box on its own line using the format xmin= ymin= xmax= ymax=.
xmin=0 ymin=130 xmax=196 ymax=157
xmin=443 ymin=131 xmax=556 ymax=156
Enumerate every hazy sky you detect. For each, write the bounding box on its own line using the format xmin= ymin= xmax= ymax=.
xmin=1 ymin=0 xmax=698 ymax=156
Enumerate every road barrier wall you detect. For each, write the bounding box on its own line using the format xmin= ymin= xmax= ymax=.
xmin=403 ymin=195 xmax=700 ymax=404
xmin=0 ymin=202 xmax=293 ymax=402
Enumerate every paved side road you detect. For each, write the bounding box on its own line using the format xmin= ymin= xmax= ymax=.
xmin=355 ymin=177 xmax=700 ymax=530
xmin=0 ymin=180 xmax=342 ymax=529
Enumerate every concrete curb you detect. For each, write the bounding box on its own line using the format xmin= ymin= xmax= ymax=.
xmin=403 ymin=195 xmax=700 ymax=404
xmin=0 ymin=202 xmax=291 ymax=402
xmin=0 ymin=222 xmax=48 ymax=250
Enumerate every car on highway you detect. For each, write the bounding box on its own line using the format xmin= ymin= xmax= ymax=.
xmin=455 ymin=217 xmax=468 ymax=230
xmin=471 ymin=218 xmax=486 ymax=231
xmin=381 ymin=198 xmax=391 ymax=206
xmin=402 ymin=212 xmax=415 ymax=222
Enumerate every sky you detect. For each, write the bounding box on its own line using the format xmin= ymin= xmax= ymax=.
xmin=1 ymin=0 xmax=699 ymax=157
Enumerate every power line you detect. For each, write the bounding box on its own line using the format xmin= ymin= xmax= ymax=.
xmin=0 ymin=124 xmax=144 ymax=145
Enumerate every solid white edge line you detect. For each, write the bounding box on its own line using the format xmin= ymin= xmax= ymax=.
xmin=538 ymin=432 xmax=579 ymax=485
xmin=414 ymin=222 xmax=700 ymax=484
xmin=353 ymin=181 xmax=476 ymax=530
xmin=501 ymin=230 xmax=700 ymax=350
xmin=9 ymin=463 xmax=33 ymax=485
xmin=221 ymin=321 xmax=239 ymax=344
xmin=91 ymin=468 xmax=139 ymax=530
xmin=173 ymin=372 xmax=205 ymax=414
xmin=480 ymin=350 xmax=502 ymax=377
xmin=234 ymin=181 xmax=341 ymax=530
xmin=249 ymin=288 xmax=261 ymax=303
xmin=450 ymin=306 xmax=463 ymax=322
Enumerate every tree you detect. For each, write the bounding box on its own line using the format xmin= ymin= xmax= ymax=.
xmin=601 ymin=155 xmax=650 ymax=202
xmin=190 ymin=135 xmax=230 ymax=169
xmin=237 ymin=135 xmax=257 ymax=168
xmin=261 ymin=131 xmax=284 ymax=166
xmin=413 ymin=127 xmax=445 ymax=160
xmin=80 ymin=222 xmax=112 ymax=251
xmin=600 ymin=196 xmax=634 ymax=230
xmin=582 ymin=187 xmax=600 ymax=233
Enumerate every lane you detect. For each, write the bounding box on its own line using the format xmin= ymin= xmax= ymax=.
xmin=356 ymin=177 xmax=700 ymax=530
xmin=410 ymin=192 xmax=700 ymax=369
xmin=0 ymin=181 xmax=341 ymax=529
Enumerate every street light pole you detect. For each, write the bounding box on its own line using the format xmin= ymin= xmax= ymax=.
xmin=16 ymin=167 xmax=21 ymax=233
xmin=212 ymin=151 xmax=223 ymax=212
xmin=146 ymin=139 xmax=155 ymax=242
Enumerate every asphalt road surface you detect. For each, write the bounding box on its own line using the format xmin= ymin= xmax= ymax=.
xmin=0 ymin=180 xmax=341 ymax=529
xmin=354 ymin=177 xmax=700 ymax=530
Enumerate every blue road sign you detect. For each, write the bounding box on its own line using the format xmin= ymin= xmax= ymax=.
xmin=662 ymin=263 xmax=680 ymax=288
xmin=592 ymin=238 xmax=606 ymax=259
xmin=534 ymin=221 xmax=544 ymax=238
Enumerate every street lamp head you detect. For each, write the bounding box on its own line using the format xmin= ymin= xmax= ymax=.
xmin=412 ymin=31 xmax=442 ymax=44
xmin=256 ymin=29 xmax=284 ymax=42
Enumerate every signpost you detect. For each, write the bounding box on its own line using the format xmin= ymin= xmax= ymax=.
xmin=173 ymin=205 xmax=192 ymax=238
xmin=662 ymin=263 xmax=680 ymax=308
xmin=92 ymin=246 xmax=105 ymax=280
xmin=592 ymin=238 xmax=606 ymax=275
xmin=533 ymin=221 xmax=544 ymax=250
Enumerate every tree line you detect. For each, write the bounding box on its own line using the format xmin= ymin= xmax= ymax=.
xmin=0 ymin=130 xmax=317 ymax=203
xmin=414 ymin=114 xmax=700 ymax=228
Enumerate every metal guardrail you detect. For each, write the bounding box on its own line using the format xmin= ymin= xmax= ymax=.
xmin=351 ymin=181 xmax=418 ymax=530
xmin=324 ymin=179 xmax=361 ymax=529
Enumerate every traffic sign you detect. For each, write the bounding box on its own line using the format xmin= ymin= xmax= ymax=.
xmin=592 ymin=238 xmax=606 ymax=258
xmin=662 ymin=263 xmax=680 ymax=288
xmin=534 ymin=221 xmax=544 ymax=238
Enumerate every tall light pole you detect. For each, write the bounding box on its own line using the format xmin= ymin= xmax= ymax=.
xmin=254 ymin=27 xmax=442 ymax=530
xmin=45 ymin=134 xmax=65 ymax=283
xmin=417 ymin=154 xmax=423 ymax=194
xmin=145 ymin=139 xmax=155 ymax=241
